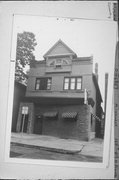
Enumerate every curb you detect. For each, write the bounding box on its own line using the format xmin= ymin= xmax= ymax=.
xmin=11 ymin=142 xmax=82 ymax=155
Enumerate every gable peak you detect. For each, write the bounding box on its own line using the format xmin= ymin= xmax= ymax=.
xmin=43 ymin=39 xmax=77 ymax=58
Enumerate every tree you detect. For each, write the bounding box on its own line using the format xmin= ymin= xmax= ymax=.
xmin=15 ymin=31 xmax=37 ymax=84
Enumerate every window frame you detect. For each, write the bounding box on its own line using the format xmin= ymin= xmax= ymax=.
xmin=64 ymin=77 xmax=70 ymax=90
xmin=35 ymin=77 xmax=52 ymax=90
xmin=55 ymin=58 xmax=62 ymax=69
xmin=35 ymin=79 xmax=41 ymax=90
xmin=63 ymin=76 xmax=82 ymax=90
xmin=70 ymin=77 xmax=76 ymax=90
xmin=76 ymin=77 xmax=82 ymax=90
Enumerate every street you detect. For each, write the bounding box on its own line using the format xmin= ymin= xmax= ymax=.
xmin=10 ymin=143 xmax=102 ymax=162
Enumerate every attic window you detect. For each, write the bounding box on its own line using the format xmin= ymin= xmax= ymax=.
xmin=56 ymin=64 xmax=62 ymax=68
xmin=55 ymin=58 xmax=62 ymax=68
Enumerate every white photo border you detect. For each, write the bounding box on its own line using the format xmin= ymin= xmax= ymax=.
xmin=4 ymin=12 xmax=115 ymax=169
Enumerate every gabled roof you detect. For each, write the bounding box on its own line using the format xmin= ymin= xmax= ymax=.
xmin=43 ymin=39 xmax=77 ymax=58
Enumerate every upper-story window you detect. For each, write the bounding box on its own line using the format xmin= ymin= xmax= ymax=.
xmin=76 ymin=77 xmax=82 ymax=90
xmin=64 ymin=78 xmax=69 ymax=90
xmin=49 ymin=58 xmax=69 ymax=68
xmin=64 ymin=77 xmax=82 ymax=90
xmin=35 ymin=77 xmax=52 ymax=90
xmin=70 ymin=78 xmax=75 ymax=90
xmin=55 ymin=58 xmax=62 ymax=68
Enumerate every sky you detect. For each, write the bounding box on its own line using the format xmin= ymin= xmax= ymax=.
xmin=12 ymin=1 xmax=117 ymax=109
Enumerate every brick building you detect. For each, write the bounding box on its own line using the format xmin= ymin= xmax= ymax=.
xmin=16 ymin=40 xmax=103 ymax=141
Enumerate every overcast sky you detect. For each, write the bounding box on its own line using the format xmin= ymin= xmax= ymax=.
xmin=12 ymin=1 xmax=117 ymax=109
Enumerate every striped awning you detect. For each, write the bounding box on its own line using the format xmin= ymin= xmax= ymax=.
xmin=62 ymin=112 xmax=77 ymax=119
xmin=43 ymin=111 xmax=58 ymax=118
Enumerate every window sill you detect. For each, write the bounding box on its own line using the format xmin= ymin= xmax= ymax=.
xmin=35 ymin=90 xmax=52 ymax=92
xmin=63 ymin=90 xmax=84 ymax=92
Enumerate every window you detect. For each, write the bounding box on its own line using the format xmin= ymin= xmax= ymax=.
xmin=56 ymin=64 xmax=62 ymax=68
xmin=22 ymin=106 xmax=29 ymax=115
xmin=76 ymin=77 xmax=82 ymax=90
xmin=55 ymin=59 xmax=62 ymax=68
xmin=64 ymin=77 xmax=82 ymax=90
xmin=47 ymin=78 xmax=52 ymax=90
xmin=64 ymin=78 xmax=69 ymax=90
xmin=35 ymin=79 xmax=40 ymax=90
xmin=35 ymin=78 xmax=52 ymax=90
xmin=70 ymin=78 xmax=75 ymax=90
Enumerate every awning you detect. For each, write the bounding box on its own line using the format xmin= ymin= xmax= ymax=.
xmin=62 ymin=112 xmax=77 ymax=119
xmin=43 ymin=111 xmax=58 ymax=118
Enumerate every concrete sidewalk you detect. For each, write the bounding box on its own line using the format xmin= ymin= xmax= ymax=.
xmin=11 ymin=133 xmax=104 ymax=157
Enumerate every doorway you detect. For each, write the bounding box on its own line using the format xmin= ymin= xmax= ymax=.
xmin=34 ymin=115 xmax=43 ymax=134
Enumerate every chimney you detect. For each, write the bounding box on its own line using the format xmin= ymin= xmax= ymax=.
xmin=95 ymin=63 xmax=98 ymax=82
xmin=104 ymin=73 xmax=109 ymax=119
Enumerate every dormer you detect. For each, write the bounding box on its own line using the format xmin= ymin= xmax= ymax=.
xmin=43 ymin=39 xmax=77 ymax=67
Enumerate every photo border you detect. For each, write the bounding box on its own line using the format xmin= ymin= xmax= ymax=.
xmin=4 ymin=13 xmax=115 ymax=169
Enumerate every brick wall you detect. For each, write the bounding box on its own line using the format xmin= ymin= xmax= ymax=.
xmin=35 ymin=104 xmax=91 ymax=141
xmin=26 ymin=61 xmax=93 ymax=95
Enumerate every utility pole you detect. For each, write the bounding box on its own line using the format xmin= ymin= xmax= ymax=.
xmin=104 ymin=73 xmax=109 ymax=119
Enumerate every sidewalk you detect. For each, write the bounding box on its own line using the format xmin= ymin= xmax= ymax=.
xmin=11 ymin=133 xmax=104 ymax=157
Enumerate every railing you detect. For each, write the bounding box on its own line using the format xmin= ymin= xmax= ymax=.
xmin=91 ymin=113 xmax=101 ymax=122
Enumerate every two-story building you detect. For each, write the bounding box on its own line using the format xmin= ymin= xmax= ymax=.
xmin=16 ymin=39 xmax=103 ymax=141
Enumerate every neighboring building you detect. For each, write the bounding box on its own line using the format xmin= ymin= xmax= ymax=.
xmin=12 ymin=81 xmax=26 ymax=132
xmin=16 ymin=39 xmax=103 ymax=141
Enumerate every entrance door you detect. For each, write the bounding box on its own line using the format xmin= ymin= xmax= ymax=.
xmin=34 ymin=115 xmax=42 ymax=134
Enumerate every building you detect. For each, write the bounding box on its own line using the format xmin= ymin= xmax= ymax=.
xmin=12 ymin=81 xmax=26 ymax=132
xmin=16 ymin=39 xmax=103 ymax=141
